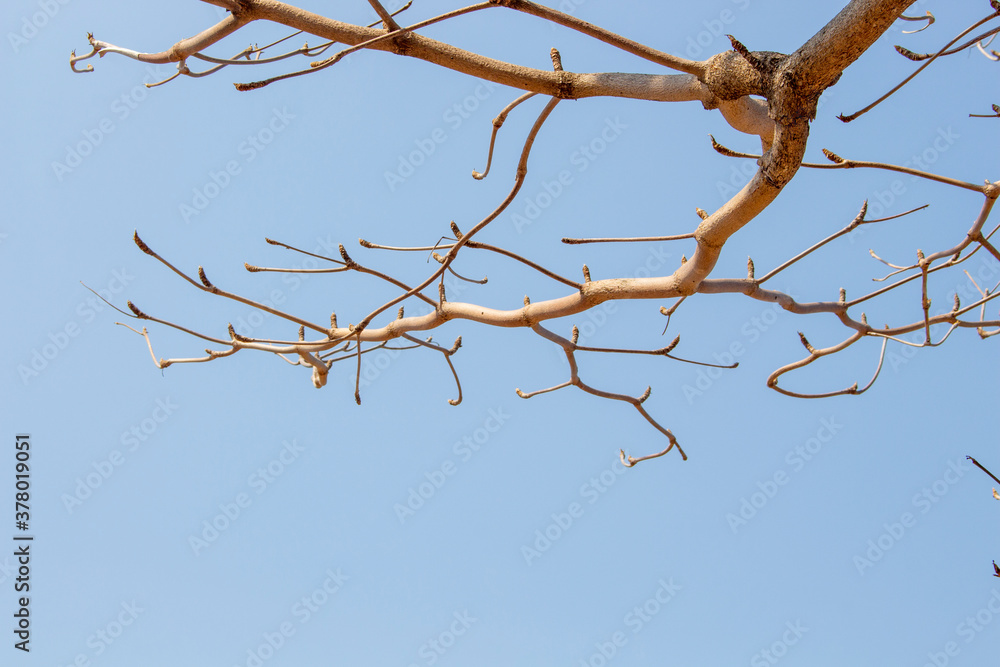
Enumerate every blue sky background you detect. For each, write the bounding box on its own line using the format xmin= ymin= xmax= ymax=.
xmin=2 ymin=0 xmax=999 ymax=665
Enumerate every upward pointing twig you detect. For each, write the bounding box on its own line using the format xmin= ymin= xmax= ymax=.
xmin=968 ymin=456 xmax=1000 ymax=486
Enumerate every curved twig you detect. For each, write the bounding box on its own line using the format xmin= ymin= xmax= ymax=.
xmin=472 ymin=92 xmax=537 ymax=180
xmin=840 ymin=11 xmax=1000 ymax=122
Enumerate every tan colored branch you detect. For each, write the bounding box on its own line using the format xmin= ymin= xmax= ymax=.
xmin=76 ymin=0 xmax=998 ymax=458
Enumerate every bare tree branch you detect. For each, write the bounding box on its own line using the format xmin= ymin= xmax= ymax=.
xmin=72 ymin=0 xmax=1000 ymax=462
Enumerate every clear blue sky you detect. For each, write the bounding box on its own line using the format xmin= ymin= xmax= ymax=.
xmin=3 ymin=0 xmax=999 ymax=665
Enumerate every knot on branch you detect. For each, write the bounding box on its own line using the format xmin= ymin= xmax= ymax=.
xmin=554 ymin=70 xmax=574 ymax=99
xmin=769 ymin=64 xmax=836 ymax=125
xmin=702 ymin=49 xmax=785 ymax=102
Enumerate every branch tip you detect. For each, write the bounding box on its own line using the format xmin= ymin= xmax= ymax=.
xmin=339 ymin=244 xmax=354 ymax=265
xmin=894 ymin=45 xmax=922 ymax=61
xmin=133 ymin=231 xmax=153 ymax=255
xmin=708 ymin=134 xmax=745 ymax=158
xmin=127 ymin=300 xmax=148 ymax=319
xmin=798 ymin=331 xmax=816 ymax=353
xmin=234 ymin=81 xmax=266 ymax=92
xmin=822 ymin=148 xmax=845 ymax=164
xmin=550 ymin=47 xmax=563 ymax=71
xmin=726 ymin=34 xmax=762 ymax=71
xmin=198 ymin=266 xmax=213 ymax=288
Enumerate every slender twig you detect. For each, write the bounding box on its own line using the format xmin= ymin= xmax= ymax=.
xmin=712 ymin=138 xmax=990 ymax=194
xmin=464 ymin=240 xmax=581 ymax=289
xmin=516 ymin=381 xmax=572 ymax=399
xmin=897 ymin=26 xmax=1000 ymax=59
xmin=367 ymin=0 xmax=401 ymax=32
xmin=839 ymin=12 xmax=1000 ymax=122
xmin=132 ymin=231 xmax=330 ymax=334
xmin=353 ymin=97 xmax=563 ymax=335
xmin=400 ymin=333 xmax=464 ymax=405
xmin=473 ymin=92 xmax=537 ymax=180
xmin=968 ymin=457 xmax=1000 ymax=486
xmin=235 ymin=4 xmax=494 ymax=91
xmin=528 ymin=323 xmax=685 ymax=462
xmin=898 ymin=10 xmax=934 ymax=34
xmin=499 ymin=0 xmax=706 ymax=77
xmin=562 ymin=233 xmax=695 ymax=245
